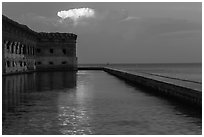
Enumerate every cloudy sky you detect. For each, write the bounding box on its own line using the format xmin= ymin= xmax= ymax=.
xmin=2 ymin=2 xmax=202 ymax=64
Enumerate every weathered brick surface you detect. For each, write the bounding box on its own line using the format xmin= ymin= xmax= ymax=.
xmin=2 ymin=15 xmax=77 ymax=75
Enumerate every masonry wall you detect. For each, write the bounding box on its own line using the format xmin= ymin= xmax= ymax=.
xmin=2 ymin=15 xmax=37 ymax=74
xmin=2 ymin=15 xmax=78 ymax=75
xmin=36 ymin=33 xmax=77 ymax=71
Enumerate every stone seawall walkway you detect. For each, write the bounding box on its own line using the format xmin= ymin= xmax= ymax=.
xmin=105 ymin=68 xmax=202 ymax=92
xmin=78 ymin=67 xmax=202 ymax=107
xmin=103 ymin=67 xmax=201 ymax=107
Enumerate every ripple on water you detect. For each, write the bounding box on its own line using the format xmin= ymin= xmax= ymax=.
xmin=2 ymin=71 xmax=202 ymax=135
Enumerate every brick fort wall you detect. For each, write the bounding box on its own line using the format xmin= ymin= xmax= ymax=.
xmin=2 ymin=15 xmax=77 ymax=75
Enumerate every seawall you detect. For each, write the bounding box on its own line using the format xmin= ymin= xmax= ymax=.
xmin=102 ymin=67 xmax=201 ymax=107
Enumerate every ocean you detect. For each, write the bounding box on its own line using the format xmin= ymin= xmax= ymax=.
xmin=79 ymin=63 xmax=202 ymax=83
xmin=3 ymin=63 xmax=202 ymax=134
xmin=2 ymin=71 xmax=202 ymax=134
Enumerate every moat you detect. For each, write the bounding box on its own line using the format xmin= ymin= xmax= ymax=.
xmin=2 ymin=71 xmax=201 ymax=135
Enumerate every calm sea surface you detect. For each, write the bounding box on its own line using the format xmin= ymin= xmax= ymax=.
xmin=2 ymin=70 xmax=201 ymax=135
xmin=80 ymin=63 xmax=202 ymax=83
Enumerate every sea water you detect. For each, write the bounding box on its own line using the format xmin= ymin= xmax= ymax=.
xmin=80 ymin=63 xmax=202 ymax=83
xmin=2 ymin=70 xmax=201 ymax=135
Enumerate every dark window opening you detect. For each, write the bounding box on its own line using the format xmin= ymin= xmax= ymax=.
xmin=37 ymin=62 xmax=41 ymax=65
xmin=16 ymin=45 xmax=18 ymax=54
xmin=19 ymin=46 xmax=21 ymax=54
xmin=33 ymin=48 xmax=35 ymax=55
xmin=31 ymin=47 xmax=34 ymax=55
xmin=63 ymin=49 xmax=66 ymax=54
xmin=11 ymin=44 xmax=14 ymax=53
xmin=5 ymin=41 xmax=9 ymax=48
xmin=49 ymin=62 xmax=53 ymax=65
xmin=29 ymin=47 xmax=32 ymax=55
xmin=6 ymin=43 xmax=10 ymax=50
xmin=23 ymin=47 xmax=26 ymax=54
xmin=50 ymin=49 xmax=54 ymax=54
xmin=62 ymin=61 xmax=67 ymax=64
xmin=6 ymin=61 xmax=10 ymax=67
xmin=24 ymin=62 xmax=26 ymax=66
xmin=20 ymin=62 xmax=23 ymax=67
xmin=27 ymin=46 xmax=29 ymax=55
xmin=37 ymin=48 xmax=41 ymax=53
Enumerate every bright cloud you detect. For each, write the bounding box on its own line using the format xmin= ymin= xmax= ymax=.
xmin=57 ymin=8 xmax=95 ymax=25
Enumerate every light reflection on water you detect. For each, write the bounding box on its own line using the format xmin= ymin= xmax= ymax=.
xmin=2 ymin=71 xmax=202 ymax=135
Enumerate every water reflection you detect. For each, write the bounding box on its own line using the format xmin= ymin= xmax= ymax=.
xmin=57 ymin=71 xmax=93 ymax=135
xmin=35 ymin=71 xmax=76 ymax=91
xmin=2 ymin=71 xmax=77 ymax=134
xmin=2 ymin=71 xmax=202 ymax=135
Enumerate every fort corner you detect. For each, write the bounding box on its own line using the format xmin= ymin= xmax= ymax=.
xmin=36 ymin=32 xmax=77 ymax=71
xmin=2 ymin=15 xmax=78 ymax=75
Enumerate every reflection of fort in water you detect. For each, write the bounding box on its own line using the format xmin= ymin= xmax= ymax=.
xmin=2 ymin=71 xmax=77 ymax=122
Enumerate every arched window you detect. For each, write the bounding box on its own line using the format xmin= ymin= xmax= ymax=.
xmin=50 ymin=49 xmax=54 ymax=54
xmin=37 ymin=48 xmax=41 ymax=53
xmin=30 ymin=47 xmax=32 ymax=55
xmin=23 ymin=46 xmax=27 ymax=54
xmin=6 ymin=61 xmax=10 ymax=67
xmin=10 ymin=42 xmax=14 ymax=53
xmin=49 ymin=61 xmax=53 ymax=65
xmin=27 ymin=46 xmax=29 ymax=55
xmin=62 ymin=61 xmax=67 ymax=64
xmin=19 ymin=45 xmax=21 ymax=54
xmin=20 ymin=61 xmax=23 ymax=67
xmin=15 ymin=43 xmax=18 ymax=54
xmin=62 ymin=49 xmax=66 ymax=55
xmin=6 ymin=41 xmax=10 ymax=51
xmin=33 ymin=48 xmax=35 ymax=55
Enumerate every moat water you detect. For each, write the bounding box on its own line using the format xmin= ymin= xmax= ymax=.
xmin=2 ymin=71 xmax=202 ymax=135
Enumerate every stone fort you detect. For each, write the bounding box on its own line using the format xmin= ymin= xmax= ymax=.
xmin=2 ymin=15 xmax=77 ymax=75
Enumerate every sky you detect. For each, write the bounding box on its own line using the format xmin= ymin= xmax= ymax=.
xmin=2 ymin=2 xmax=202 ymax=64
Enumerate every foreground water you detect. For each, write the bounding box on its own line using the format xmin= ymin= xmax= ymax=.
xmin=2 ymin=71 xmax=201 ymax=135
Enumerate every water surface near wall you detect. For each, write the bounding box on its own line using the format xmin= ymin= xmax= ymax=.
xmin=2 ymin=71 xmax=201 ymax=135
